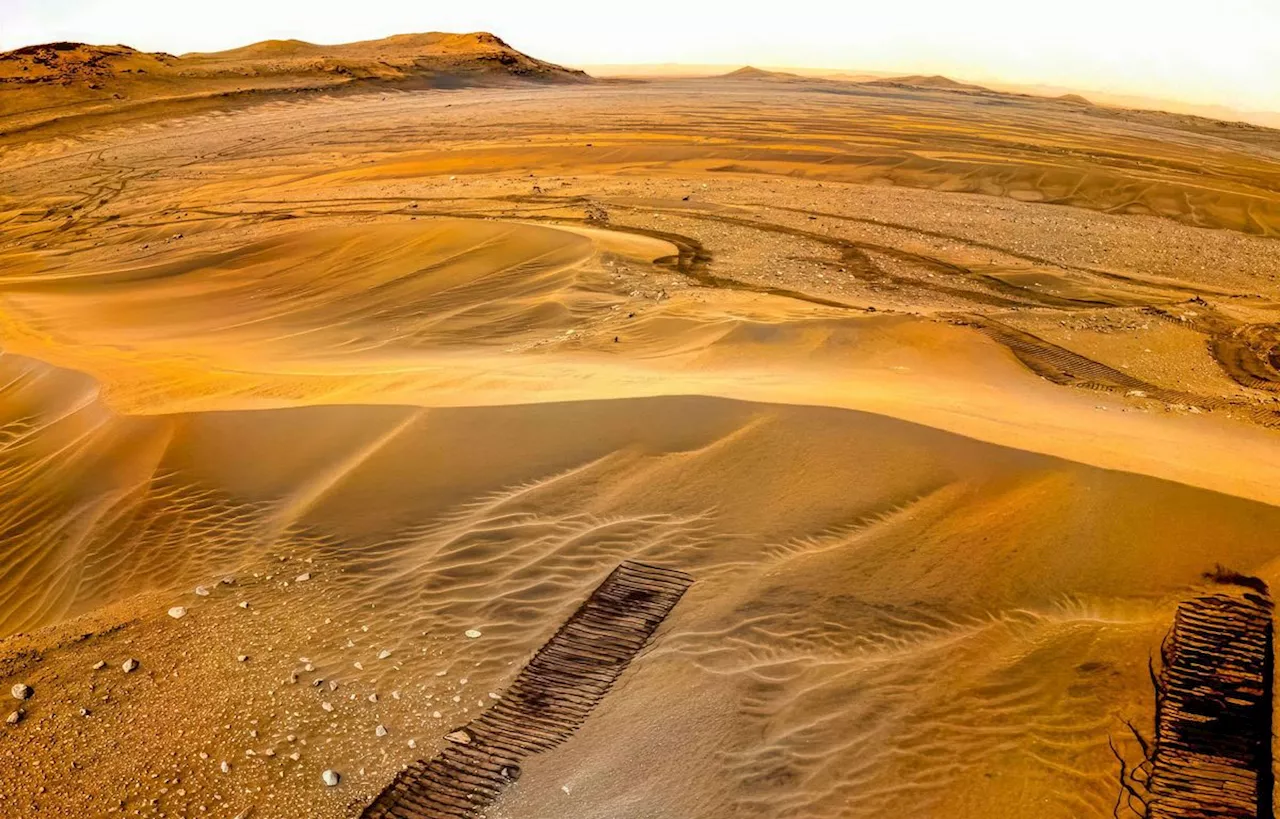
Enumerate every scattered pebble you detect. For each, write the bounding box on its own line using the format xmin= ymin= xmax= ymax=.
xmin=11 ymin=683 xmax=33 ymax=701
xmin=122 ymin=658 xmax=140 ymax=673
xmin=322 ymin=769 xmax=340 ymax=787
xmin=445 ymin=729 xmax=472 ymax=745
xmin=375 ymin=724 xmax=388 ymax=737
xmin=92 ymin=660 xmax=106 ymax=670
xmin=378 ymin=649 xmax=392 ymax=660
xmin=168 ymin=606 xmax=187 ymax=619
xmin=6 ymin=710 xmax=23 ymax=726
xmin=295 ymin=573 xmax=311 ymax=583
xmin=194 ymin=586 xmax=210 ymax=596
xmin=464 ymin=629 xmax=482 ymax=639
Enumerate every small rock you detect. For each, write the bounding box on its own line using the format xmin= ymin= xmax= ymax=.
xmin=375 ymin=725 xmax=388 ymax=737
xmin=195 ymin=586 xmax=210 ymax=597
xmin=238 ymin=601 xmax=250 ymax=609
xmin=328 ymin=680 xmax=339 ymax=692
xmin=168 ymin=606 xmax=187 ymax=619
xmin=221 ymin=577 xmax=236 ymax=586
xmin=237 ymin=655 xmax=249 ymax=663
xmin=445 ymin=729 xmax=472 ymax=745
xmin=321 ymin=702 xmax=334 ymax=712
xmin=407 ymin=738 xmax=417 ymax=749
xmin=368 ymin=693 xmax=378 ymax=704
xmin=464 ymin=629 xmax=482 ymax=639
xmin=11 ymin=683 xmax=33 ymax=701
xmin=321 ymin=769 xmax=340 ymax=787
xmin=295 ymin=573 xmax=311 ymax=583
xmin=122 ymin=658 xmax=140 ymax=673
xmin=221 ymin=761 xmax=231 ymax=773
xmin=92 ymin=661 xmax=106 ymax=670
xmin=377 ymin=650 xmax=392 ymax=660
xmin=6 ymin=710 xmax=22 ymax=726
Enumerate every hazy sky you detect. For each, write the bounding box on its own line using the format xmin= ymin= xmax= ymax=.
xmin=5 ymin=0 xmax=1280 ymax=112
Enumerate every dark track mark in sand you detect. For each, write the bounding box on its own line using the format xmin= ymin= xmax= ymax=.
xmin=1147 ymin=582 xmax=1274 ymax=819
xmin=541 ymin=196 xmax=1131 ymax=310
xmin=361 ymin=561 xmax=694 ymax=819
xmin=1147 ymin=303 xmax=1280 ymax=393
xmin=952 ymin=314 xmax=1280 ymax=428
xmin=756 ymin=203 xmax=1252 ymax=301
xmin=519 ymin=212 xmax=865 ymax=310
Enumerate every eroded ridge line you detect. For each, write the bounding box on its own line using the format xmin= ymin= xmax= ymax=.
xmin=1149 ymin=583 xmax=1274 ymax=819
xmin=361 ymin=560 xmax=695 ymax=819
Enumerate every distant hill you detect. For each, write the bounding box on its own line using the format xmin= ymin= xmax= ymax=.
xmin=1056 ymin=93 xmax=1093 ymax=105
xmin=863 ymin=74 xmax=991 ymax=93
xmin=721 ymin=66 xmax=801 ymax=80
xmin=0 ymin=33 xmax=588 ymax=135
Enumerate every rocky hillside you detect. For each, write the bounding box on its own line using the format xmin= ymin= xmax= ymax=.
xmin=0 ymin=33 xmax=588 ymax=136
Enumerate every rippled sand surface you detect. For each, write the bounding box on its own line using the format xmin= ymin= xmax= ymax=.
xmin=2 ymin=78 xmax=1280 ymax=818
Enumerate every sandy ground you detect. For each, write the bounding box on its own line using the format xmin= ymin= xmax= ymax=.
xmin=2 ymin=76 xmax=1280 ymax=818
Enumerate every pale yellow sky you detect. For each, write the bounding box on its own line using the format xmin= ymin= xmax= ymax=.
xmin=5 ymin=0 xmax=1279 ymax=113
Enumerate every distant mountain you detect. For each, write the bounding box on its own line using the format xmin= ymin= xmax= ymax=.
xmin=0 ymin=33 xmax=589 ymax=135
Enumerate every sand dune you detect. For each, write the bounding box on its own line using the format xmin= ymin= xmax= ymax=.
xmin=1 ymin=41 xmax=1280 ymax=819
